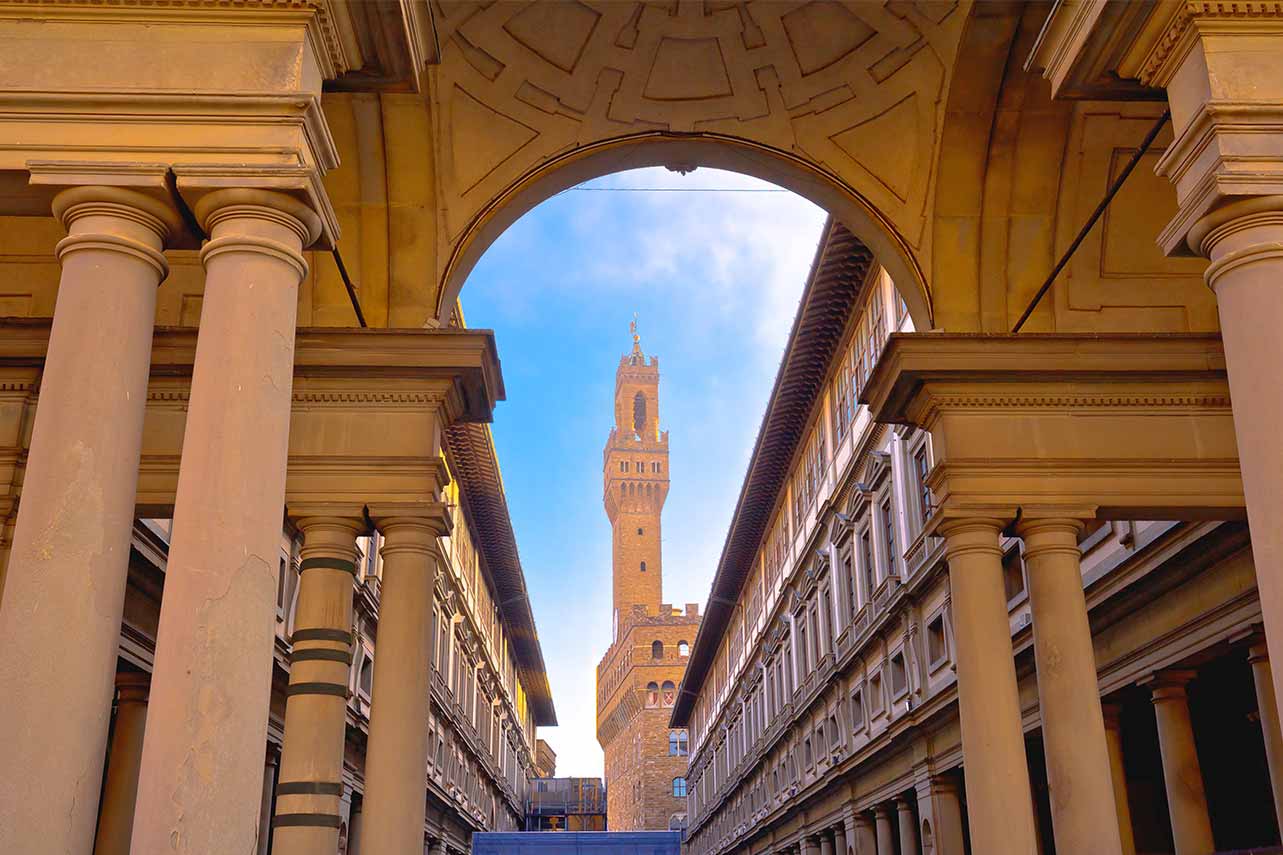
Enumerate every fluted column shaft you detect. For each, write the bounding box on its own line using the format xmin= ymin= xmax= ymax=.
xmin=1149 ymin=674 xmax=1215 ymax=855
xmin=273 ymin=515 xmax=364 ymax=854
xmin=0 ymin=185 xmax=177 ymax=855
xmin=1249 ymin=643 xmax=1283 ymax=832
xmin=131 ymin=188 xmax=321 ymax=854
xmin=92 ymin=673 xmax=151 ymax=855
xmin=1191 ymin=199 xmax=1283 ymax=740
xmin=359 ymin=514 xmax=444 ymax=855
xmin=1017 ymin=518 xmax=1122 ymax=854
xmin=938 ymin=518 xmax=1038 ymax=854
xmin=1101 ymin=704 xmax=1137 ymax=855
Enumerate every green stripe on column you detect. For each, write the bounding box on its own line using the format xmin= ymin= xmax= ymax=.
xmin=299 ymin=557 xmax=356 ymax=575
xmin=290 ymin=628 xmax=353 ymax=644
xmin=276 ymin=780 xmax=344 ymax=796
xmin=290 ymin=648 xmax=352 ymax=664
xmin=273 ymin=813 xmax=342 ymax=828
xmin=285 ymin=681 xmax=349 ymax=698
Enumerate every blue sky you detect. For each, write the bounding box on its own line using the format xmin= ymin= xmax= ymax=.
xmin=461 ymin=167 xmax=827 ymax=778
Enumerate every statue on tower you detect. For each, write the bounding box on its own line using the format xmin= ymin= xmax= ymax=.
xmin=630 ymin=313 xmax=642 ymax=360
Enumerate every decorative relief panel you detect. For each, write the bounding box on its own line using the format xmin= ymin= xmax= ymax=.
xmin=427 ymin=0 xmax=964 ymax=304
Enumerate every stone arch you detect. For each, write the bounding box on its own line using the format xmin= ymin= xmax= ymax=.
xmin=424 ymin=0 xmax=974 ymax=330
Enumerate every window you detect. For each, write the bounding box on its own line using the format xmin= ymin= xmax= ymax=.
xmin=890 ymin=651 xmax=907 ymax=698
xmin=652 ymin=640 xmax=664 ymax=659
xmin=803 ymin=737 xmax=813 ymax=767
xmin=678 ymin=640 xmax=689 ymax=657
xmin=640 ymin=560 xmax=647 ymax=572
xmin=927 ymin=612 xmax=948 ymax=667
xmin=869 ymin=671 xmax=885 ymax=716
xmin=662 ymin=680 xmax=676 ymax=708
xmin=840 ymin=544 xmax=856 ymax=619
xmin=646 ymin=682 xmax=659 ymax=708
xmin=861 ymin=530 xmax=876 ymax=599
xmin=637 ymin=527 xmax=644 ymax=535
xmin=796 ymin=617 xmax=809 ymax=676
xmin=1003 ymin=548 xmax=1026 ymax=602
xmin=913 ymin=448 xmax=933 ymax=527
xmin=359 ymin=655 xmax=373 ymax=697
xmin=620 ymin=460 xmax=627 ymax=473
xmin=673 ymin=777 xmax=687 ymax=798
xmin=669 ymin=730 xmax=689 ymax=756
xmin=633 ymin=392 xmax=647 ymax=434
xmin=881 ymin=498 xmax=897 ymax=577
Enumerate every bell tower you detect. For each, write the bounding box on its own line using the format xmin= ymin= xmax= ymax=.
xmin=603 ymin=319 xmax=669 ymax=630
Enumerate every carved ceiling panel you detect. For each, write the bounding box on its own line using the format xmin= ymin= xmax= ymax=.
xmin=428 ymin=0 xmax=963 ymax=275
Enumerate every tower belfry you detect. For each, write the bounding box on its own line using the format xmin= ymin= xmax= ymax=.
xmin=603 ymin=319 xmax=669 ymax=626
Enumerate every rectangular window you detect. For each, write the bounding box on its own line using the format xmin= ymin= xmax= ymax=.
xmin=869 ymin=670 xmax=885 ymax=716
xmin=889 ymin=651 xmax=907 ymax=698
xmin=796 ymin=619 xmax=809 ymax=676
xmin=927 ymin=612 xmax=947 ymax=667
xmin=849 ymin=688 xmax=865 ymax=733
xmin=913 ymin=448 xmax=933 ymax=527
xmin=840 ymin=545 xmax=856 ymax=619
xmin=881 ymin=498 xmax=897 ymax=577
xmin=1003 ymin=548 xmax=1026 ymax=603
xmin=861 ymin=530 xmax=876 ymax=600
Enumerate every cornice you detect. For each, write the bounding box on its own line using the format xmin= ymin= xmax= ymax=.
xmin=1129 ymin=1 xmax=1283 ymax=88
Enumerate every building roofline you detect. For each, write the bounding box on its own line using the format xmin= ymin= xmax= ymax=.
xmin=670 ymin=217 xmax=874 ymax=727
xmin=444 ymin=420 xmax=557 ymax=726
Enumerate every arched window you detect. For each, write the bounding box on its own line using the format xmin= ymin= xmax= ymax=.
xmin=661 ymin=680 xmax=676 ymax=707
xmin=633 ymin=392 xmax=647 ymax=435
xmin=672 ymin=777 xmax=687 ymax=798
xmin=646 ymin=682 xmax=659 ymax=708
xmin=668 ymin=730 xmax=687 ymax=756
xmin=678 ymin=640 xmax=689 ymax=657
xmin=652 ymin=640 xmax=663 ymax=659
xmin=620 ymin=482 xmax=626 ymax=498
xmin=640 ymin=561 xmax=647 ymax=572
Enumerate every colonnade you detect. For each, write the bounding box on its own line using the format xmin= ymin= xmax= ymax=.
xmin=769 ymin=783 xmax=964 ymax=855
xmin=0 ymin=177 xmax=470 ymax=855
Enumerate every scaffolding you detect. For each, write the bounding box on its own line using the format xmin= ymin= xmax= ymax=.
xmin=525 ymin=777 xmax=607 ymax=831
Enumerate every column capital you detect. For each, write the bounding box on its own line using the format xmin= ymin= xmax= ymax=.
xmin=115 ymin=671 xmax=150 ymax=706
xmin=1142 ymin=669 xmax=1199 ymax=701
xmin=936 ymin=515 xmax=1009 ymax=558
xmin=43 ymin=181 xmax=185 ymax=280
xmin=174 ymin=165 xmax=337 ymax=248
xmin=368 ymin=502 xmax=451 ymax=557
xmin=872 ymin=802 xmax=893 ymax=819
xmin=1014 ymin=516 xmax=1086 ymax=561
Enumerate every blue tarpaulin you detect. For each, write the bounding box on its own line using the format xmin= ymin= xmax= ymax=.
xmin=471 ymin=831 xmax=682 ymax=855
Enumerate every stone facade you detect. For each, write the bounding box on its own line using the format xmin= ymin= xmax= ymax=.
xmin=596 ymin=331 xmax=700 ymax=831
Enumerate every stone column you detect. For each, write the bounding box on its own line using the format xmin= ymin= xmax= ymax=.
xmin=801 ymin=834 xmax=820 ymax=855
xmin=874 ymin=805 xmax=895 ymax=855
xmin=842 ymin=814 xmax=858 ymax=855
xmin=131 ymin=188 xmax=322 ymax=854
xmin=855 ymin=815 xmax=878 ymax=855
xmin=0 ymin=183 xmax=178 ymax=854
xmin=820 ymin=830 xmax=835 ymax=855
xmin=1248 ymin=643 xmax=1283 ymax=832
xmin=429 ymin=837 xmax=447 ymax=855
xmin=1016 ymin=517 xmax=1122 ymax=855
xmin=1191 ymin=199 xmax=1283 ymax=774
xmin=273 ymin=514 xmax=364 ymax=854
xmin=897 ymin=798 xmax=919 ymax=855
xmin=358 ymin=511 xmax=446 ymax=855
xmin=347 ymin=797 xmax=363 ymax=855
xmin=938 ymin=518 xmax=1038 ymax=854
xmin=256 ymin=747 xmax=280 ymax=855
xmin=1101 ymin=704 xmax=1137 ymax=855
xmin=92 ymin=672 xmax=151 ymax=855
xmin=1148 ymin=672 xmax=1215 ymax=855
xmin=922 ymin=776 xmax=966 ymax=855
